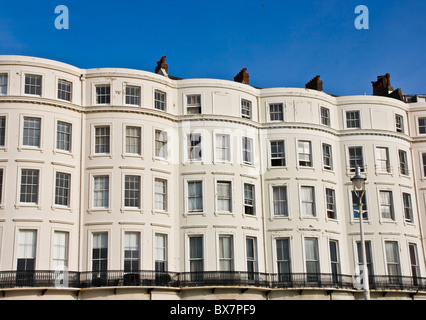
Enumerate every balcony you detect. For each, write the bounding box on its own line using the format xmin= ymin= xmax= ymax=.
xmin=0 ymin=270 xmax=425 ymax=293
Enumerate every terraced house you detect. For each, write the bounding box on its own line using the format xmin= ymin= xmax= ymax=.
xmin=0 ymin=55 xmax=425 ymax=300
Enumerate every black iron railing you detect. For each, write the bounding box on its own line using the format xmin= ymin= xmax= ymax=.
xmin=0 ymin=270 xmax=425 ymax=292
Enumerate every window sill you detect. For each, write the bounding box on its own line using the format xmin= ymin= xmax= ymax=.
xmin=121 ymin=208 xmax=143 ymax=214
xmin=121 ymin=154 xmax=144 ymax=160
xmin=51 ymin=205 xmax=72 ymax=213
xmin=53 ymin=149 xmax=74 ymax=157
xmin=89 ymin=153 xmax=113 ymax=160
xmin=87 ymin=208 xmax=112 ymax=214
xmin=214 ymin=211 xmax=234 ymax=217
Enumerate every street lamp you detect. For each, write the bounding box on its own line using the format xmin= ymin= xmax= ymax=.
xmin=351 ymin=166 xmax=370 ymax=300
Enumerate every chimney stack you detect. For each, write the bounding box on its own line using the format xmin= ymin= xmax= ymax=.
xmin=305 ymin=75 xmax=323 ymax=91
xmin=372 ymin=73 xmax=393 ymax=96
xmin=155 ymin=56 xmax=168 ymax=75
xmin=234 ymin=68 xmax=249 ymax=85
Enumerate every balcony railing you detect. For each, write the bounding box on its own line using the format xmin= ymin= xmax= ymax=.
xmin=0 ymin=270 xmax=425 ymax=292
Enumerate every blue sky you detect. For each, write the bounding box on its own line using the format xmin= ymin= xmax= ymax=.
xmin=0 ymin=0 xmax=425 ymax=96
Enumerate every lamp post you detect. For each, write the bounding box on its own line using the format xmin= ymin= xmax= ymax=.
xmin=351 ymin=166 xmax=370 ymax=300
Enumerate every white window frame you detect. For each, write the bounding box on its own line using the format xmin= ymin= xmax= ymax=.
xmin=374 ymin=145 xmax=391 ymax=174
xmin=243 ymin=181 xmax=256 ymax=217
xmin=0 ymin=73 xmax=8 ymax=95
xmin=299 ymin=185 xmax=317 ymax=218
xmin=322 ymin=142 xmax=333 ymax=171
xmin=242 ymin=136 xmax=254 ymax=166
xmin=345 ymin=110 xmax=361 ymax=129
xmin=54 ymin=119 xmax=73 ymax=155
xmin=122 ymin=124 xmax=143 ymax=158
xmin=124 ymin=84 xmax=141 ymax=106
xmin=19 ymin=115 xmax=43 ymax=152
xmin=184 ymin=178 xmax=205 ymax=216
xmin=52 ymin=230 xmax=70 ymax=270
xmin=53 ymin=169 xmax=72 ymax=210
xmin=402 ymin=191 xmax=414 ymax=225
xmin=215 ymin=179 xmax=234 ymax=215
xmin=302 ymin=236 xmax=321 ymax=275
xmin=269 ymin=182 xmax=290 ymax=219
xmin=57 ymin=78 xmax=73 ymax=102
xmin=325 ymin=186 xmax=337 ymax=221
xmin=216 ymin=232 xmax=235 ymax=271
xmin=346 ymin=144 xmax=366 ymax=174
xmin=23 ymin=73 xmax=43 ymax=97
xmin=185 ymin=232 xmax=206 ymax=273
xmin=16 ymin=165 xmax=43 ymax=209
xmin=267 ymin=102 xmax=284 ymax=122
xmin=184 ymin=93 xmax=203 ymax=115
xmin=378 ymin=189 xmax=395 ymax=222
xmin=383 ymin=239 xmax=402 ymax=278
xmin=348 ymin=188 xmax=370 ymax=223
xmin=185 ymin=132 xmax=203 ymax=163
xmin=395 ymin=113 xmax=404 ymax=133
xmin=241 ymin=98 xmax=252 ymax=119
xmin=320 ymin=106 xmax=330 ymax=126
xmin=297 ymin=139 xmax=313 ymax=168
xmin=153 ymin=232 xmax=169 ymax=272
xmin=417 ymin=116 xmax=426 ymax=135
xmin=153 ymin=176 xmax=168 ymax=214
xmin=121 ymin=173 xmax=143 ymax=212
xmin=213 ymin=131 xmax=232 ymax=163
xmin=153 ymin=128 xmax=169 ymax=161
xmin=0 ymin=113 xmax=8 ymax=150
xmin=272 ymin=236 xmax=293 ymax=276
xmin=269 ymin=139 xmax=287 ymax=168
xmin=154 ymin=89 xmax=167 ymax=111
xmin=398 ymin=149 xmax=409 ymax=176
xmin=94 ymin=84 xmax=111 ymax=105
xmin=90 ymin=123 xmax=113 ymax=158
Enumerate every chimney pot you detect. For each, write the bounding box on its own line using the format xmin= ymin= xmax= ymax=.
xmin=305 ymin=75 xmax=323 ymax=91
xmin=234 ymin=68 xmax=249 ymax=85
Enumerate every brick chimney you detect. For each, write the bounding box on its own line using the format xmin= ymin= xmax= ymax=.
xmin=155 ymin=56 xmax=168 ymax=75
xmin=234 ymin=68 xmax=249 ymax=85
xmin=305 ymin=75 xmax=323 ymax=91
xmin=372 ymin=73 xmax=393 ymax=96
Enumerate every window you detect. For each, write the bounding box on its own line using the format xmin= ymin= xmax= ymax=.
xmin=155 ymin=90 xmax=166 ymax=111
xmin=57 ymin=121 xmax=72 ymax=152
xmin=219 ymin=235 xmax=234 ymax=271
xmin=409 ymin=243 xmax=420 ymax=280
xmin=418 ymin=117 xmax=426 ymax=134
xmin=188 ymin=181 xmax=203 ymax=212
xmin=423 ymin=153 xmax=426 ymax=177
xmin=0 ymin=116 xmax=6 ymax=147
xmin=124 ymin=232 xmax=140 ymax=273
xmin=155 ymin=234 xmax=168 ymax=272
xmin=0 ymin=169 xmax=3 ymax=204
xmin=57 ymin=79 xmax=72 ymax=102
xmin=187 ymin=94 xmax=201 ymax=114
xmin=276 ymin=238 xmax=291 ymax=282
xmin=298 ymin=140 xmax=312 ymax=167
xmin=55 ymin=172 xmax=71 ymax=207
xmin=385 ymin=241 xmax=401 ymax=278
xmin=125 ymin=126 xmax=141 ymax=155
xmin=348 ymin=146 xmax=364 ymax=172
xmin=272 ymin=186 xmax=288 ymax=217
xmin=53 ymin=231 xmax=69 ymax=269
xmin=25 ymin=74 xmax=42 ymax=96
xmin=241 ymin=99 xmax=252 ymax=119
xmin=269 ymin=103 xmax=283 ymax=121
xmin=375 ymin=147 xmax=390 ymax=173
xmin=403 ymin=193 xmax=413 ymax=223
xmin=0 ymin=74 xmax=8 ymax=95
xmin=301 ymin=186 xmax=315 ymax=217
xmin=155 ymin=130 xmax=167 ymax=159
xmin=124 ymin=175 xmax=141 ymax=208
xmin=379 ymin=190 xmax=394 ymax=221
xmin=125 ymin=86 xmax=141 ymax=106
xmin=23 ymin=117 xmax=41 ymax=148
xmin=244 ymin=183 xmax=255 ymax=215
xmin=329 ymin=240 xmax=340 ymax=283
xmin=346 ymin=111 xmax=360 ymax=128
xmin=270 ymin=140 xmax=286 ymax=167
xmin=17 ymin=230 xmax=37 ymax=273
xmin=187 ymin=133 xmax=202 ymax=161
xmin=399 ymin=150 xmax=409 ymax=175
xmin=215 ymin=133 xmax=231 ymax=162
xmin=94 ymin=126 xmax=110 ymax=154
xmin=189 ymin=236 xmax=204 ymax=272
xmin=352 ymin=190 xmax=368 ymax=219
xmin=395 ymin=114 xmax=404 ymax=133
xmin=92 ymin=232 xmax=108 ymax=276
xmin=304 ymin=238 xmax=320 ymax=280
xmin=93 ymin=175 xmax=109 ymax=208
xmin=216 ymin=181 xmax=232 ymax=212
xmin=246 ymin=237 xmax=258 ymax=278
xmin=325 ymin=188 xmax=336 ymax=219
xmin=95 ymin=85 xmax=110 ymax=104
xmin=320 ymin=107 xmax=330 ymax=126
xmin=242 ymin=137 xmax=253 ymax=165
xmin=154 ymin=178 xmax=167 ymax=211
xmin=322 ymin=143 xmax=333 ymax=170
xmin=356 ymin=240 xmax=374 ymax=277
xmin=20 ymin=169 xmax=39 ymax=204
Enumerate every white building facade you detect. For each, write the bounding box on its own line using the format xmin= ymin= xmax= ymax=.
xmin=0 ymin=55 xmax=424 ymax=300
